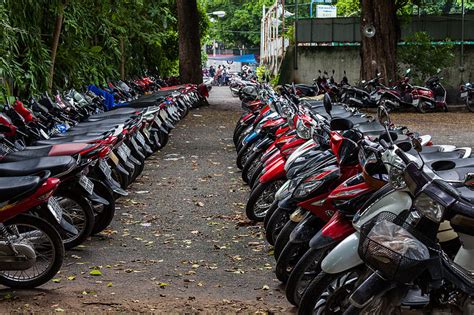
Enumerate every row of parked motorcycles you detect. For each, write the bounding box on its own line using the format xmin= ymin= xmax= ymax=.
xmin=233 ymin=84 xmax=473 ymax=314
xmin=0 ymin=77 xmax=209 ymax=289
xmin=232 ymin=68 xmax=474 ymax=113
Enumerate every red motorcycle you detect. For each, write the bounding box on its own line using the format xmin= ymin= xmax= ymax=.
xmin=0 ymin=172 xmax=64 ymax=288
xmin=378 ymin=69 xmax=448 ymax=113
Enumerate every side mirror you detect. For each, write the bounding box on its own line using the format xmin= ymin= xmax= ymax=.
xmin=332 ymin=69 xmax=335 ymax=75
xmin=465 ymin=173 xmax=474 ymax=187
xmin=412 ymin=138 xmax=423 ymax=153
xmin=323 ymin=93 xmax=332 ymax=116
xmin=318 ymin=70 xmax=322 ymax=74
xmin=377 ymin=105 xmax=391 ymax=126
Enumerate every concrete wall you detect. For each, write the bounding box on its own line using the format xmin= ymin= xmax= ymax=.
xmin=280 ymin=45 xmax=474 ymax=103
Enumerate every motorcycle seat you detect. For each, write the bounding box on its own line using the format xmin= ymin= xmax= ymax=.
xmin=355 ymin=121 xmax=385 ymax=135
xmin=0 ymin=143 xmax=91 ymax=162
xmin=35 ymin=134 xmax=105 ymax=145
xmin=429 ymin=158 xmax=474 ymax=172
xmin=91 ymin=108 xmax=139 ymax=117
xmin=420 ymin=150 xmax=468 ymax=163
xmin=52 ymin=129 xmax=111 ymax=138
xmin=436 ymin=167 xmax=474 ymax=182
xmin=77 ymin=118 xmax=134 ymax=126
xmin=0 ymin=156 xmax=75 ymax=177
xmin=86 ymin=115 xmax=137 ymax=122
xmin=0 ymin=176 xmax=41 ymax=203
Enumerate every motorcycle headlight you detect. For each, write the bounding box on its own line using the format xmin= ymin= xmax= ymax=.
xmin=389 ymin=165 xmax=406 ymax=190
xmin=414 ymin=192 xmax=445 ymax=223
xmin=293 ymin=180 xmax=322 ymax=198
xmin=296 ymin=120 xmax=311 ymax=139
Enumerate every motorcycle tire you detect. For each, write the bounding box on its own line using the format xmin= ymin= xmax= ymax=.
xmin=158 ymin=130 xmax=169 ymax=149
xmin=0 ymin=214 xmax=64 ymax=289
xmin=90 ymin=179 xmax=116 ymax=235
xmin=265 ymin=206 xmax=289 ymax=245
xmin=245 ymin=180 xmax=283 ymax=221
xmin=236 ymin=141 xmax=254 ymax=170
xmin=274 ymin=220 xmax=298 ymax=261
xmin=241 ymin=150 xmax=263 ymax=184
xmin=467 ymin=96 xmax=474 ymax=112
xmin=417 ymin=101 xmax=427 ymax=113
xmin=263 ymin=200 xmax=279 ymax=232
xmin=275 ymin=241 xmax=309 ymax=284
xmin=55 ymin=192 xmax=95 ymax=250
xmin=233 ymin=122 xmax=246 ymax=146
xmin=298 ymin=267 xmax=365 ymax=315
xmin=249 ymin=162 xmax=264 ymax=188
xmin=286 ymin=247 xmax=329 ymax=306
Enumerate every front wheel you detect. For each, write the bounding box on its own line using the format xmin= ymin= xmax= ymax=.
xmin=265 ymin=207 xmax=290 ymax=246
xmin=245 ymin=180 xmax=284 ymax=221
xmin=274 ymin=220 xmax=298 ymax=260
xmin=298 ymin=267 xmax=365 ymax=315
xmin=0 ymin=214 xmax=64 ymax=289
xmin=275 ymin=241 xmax=309 ymax=283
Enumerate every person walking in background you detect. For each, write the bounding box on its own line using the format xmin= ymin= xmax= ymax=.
xmin=209 ymin=65 xmax=215 ymax=78
xmin=215 ymin=65 xmax=223 ymax=86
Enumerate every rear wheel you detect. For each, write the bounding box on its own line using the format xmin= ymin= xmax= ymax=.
xmin=236 ymin=142 xmax=254 ymax=170
xmin=417 ymin=101 xmax=428 ymax=113
xmin=90 ymin=180 xmax=116 ymax=235
xmin=55 ymin=192 xmax=94 ymax=250
xmin=0 ymin=214 xmax=64 ymax=289
xmin=467 ymin=95 xmax=474 ymax=112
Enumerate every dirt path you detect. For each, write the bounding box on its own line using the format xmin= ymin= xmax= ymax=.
xmin=0 ymin=87 xmax=293 ymax=313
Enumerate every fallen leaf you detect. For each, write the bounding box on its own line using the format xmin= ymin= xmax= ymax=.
xmin=89 ymin=270 xmax=102 ymax=276
xmin=52 ymin=278 xmax=61 ymax=283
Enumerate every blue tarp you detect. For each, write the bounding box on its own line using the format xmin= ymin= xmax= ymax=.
xmin=208 ymin=54 xmax=257 ymax=64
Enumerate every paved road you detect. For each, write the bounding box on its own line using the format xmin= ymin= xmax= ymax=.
xmin=1 ymin=87 xmax=472 ymax=313
xmin=0 ymin=87 xmax=291 ymax=313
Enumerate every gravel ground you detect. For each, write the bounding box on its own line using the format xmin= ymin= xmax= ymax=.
xmin=0 ymin=87 xmax=472 ymax=313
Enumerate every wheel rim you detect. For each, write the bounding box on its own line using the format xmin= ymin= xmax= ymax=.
xmin=313 ymin=270 xmax=360 ymax=315
xmin=57 ymin=197 xmax=86 ymax=243
xmin=254 ymin=180 xmax=284 ymax=218
xmin=0 ymin=223 xmax=56 ymax=282
xmin=296 ymin=254 xmax=323 ymax=300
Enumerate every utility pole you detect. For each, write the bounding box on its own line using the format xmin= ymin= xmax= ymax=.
xmin=460 ymin=0 xmax=465 ymax=82
xmin=294 ymin=0 xmax=298 ymax=70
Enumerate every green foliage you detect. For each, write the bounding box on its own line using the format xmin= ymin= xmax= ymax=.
xmin=0 ymin=0 xmax=208 ymax=97
xmin=398 ymin=32 xmax=455 ymax=84
xmin=201 ymin=0 xmax=273 ymax=49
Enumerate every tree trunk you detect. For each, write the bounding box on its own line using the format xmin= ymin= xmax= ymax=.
xmin=176 ymin=0 xmax=202 ymax=84
xmin=48 ymin=2 xmax=65 ymax=91
xmin=360 ymin=0 xmax=399 ymax=84
xmin=120 ymin=37 xmax=125 ymax=80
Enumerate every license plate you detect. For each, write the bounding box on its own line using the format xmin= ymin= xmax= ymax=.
xmin=48 ymin=197 xmax=63 ymax=223
xmin=460 ymin=92 xmax=468 ymax=98
xmin=99 ymin=160 xmax=112 ymax=179
xmin=122 ymin=144 xmax=132 ymax=157
xmin=130 ymin=137 xmax=140 ymax=152
xmin=109 ymin=151 xmax=119 ymax=166
xmin=116 ymin=146 xmax=128 ymax=161
xmin=79 ymin=175 xmax=94 ymax=195
xmin=136 ymin=132 xmax=146 ymax=146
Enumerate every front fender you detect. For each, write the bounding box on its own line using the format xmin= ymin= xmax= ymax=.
xmin=309 ymin=211 xmax=354 ymax=249
xmin=289 ymin=213 xmax=325 ymax=244
xmin=260 ymin=158 xmax=286 ymax=184
xmin=321 ymin=232 xmax=362 ymax=274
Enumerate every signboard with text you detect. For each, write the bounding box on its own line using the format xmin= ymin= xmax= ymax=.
xmin=316 ymin=5 xmax=337 ymax=18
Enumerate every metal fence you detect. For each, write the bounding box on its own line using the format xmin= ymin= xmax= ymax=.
xmin=296 ymin=14 xmax=474 ymax=43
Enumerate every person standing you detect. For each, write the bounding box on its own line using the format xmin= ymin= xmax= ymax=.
xmin=209 ymin=65 xmax=215 ymax=78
